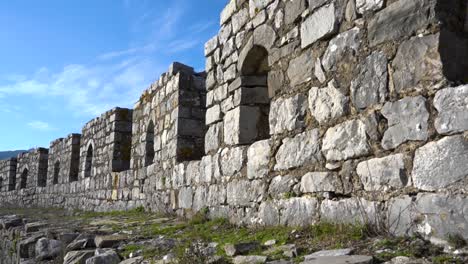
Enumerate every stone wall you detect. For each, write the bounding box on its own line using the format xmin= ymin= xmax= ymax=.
xmin=47 ymin=134 xmax=81 ymax=185
xmin=0 ymin=0 xmax=467 ymax=245
xmin=15 ymin=149 xmax=49 ymax=189
xmin=0 ymin=158 xmax=17 ymax=192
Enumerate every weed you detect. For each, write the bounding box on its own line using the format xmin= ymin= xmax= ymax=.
xmin=446 ymin=233 xmax=467 ymax=249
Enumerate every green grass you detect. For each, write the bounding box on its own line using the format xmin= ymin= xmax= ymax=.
xmin=432 ymin=255 xmax=463 ymax=264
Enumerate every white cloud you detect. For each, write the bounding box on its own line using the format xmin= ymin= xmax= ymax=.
xmin=28 ymin=121 xmax=54 ymax=131
xmin=0 ymin=57 xmax=163 ymax=117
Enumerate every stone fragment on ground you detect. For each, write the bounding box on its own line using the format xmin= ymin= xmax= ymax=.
xmin=35 ymin=237 xmax=64 ymax=260
xmin=233 ymin=255 xmax=268 ymax=264
xmin=224 ymin=242 xmax=259 ymax=256
xmin=63 ymin=250 xmax=95 ymax=264
xmin=305 ymin=248 xmax=353 ymax=258
xmin=86 ymin=249 xmax=121 ymax=264
xmin=301 ymin=255 xmax=372 ymax=264
xmin=95 ymin=235 xmax=128 ymax=248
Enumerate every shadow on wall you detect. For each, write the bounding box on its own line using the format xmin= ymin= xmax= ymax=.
xmin=436 ymin=0 xmax=468 ymax=84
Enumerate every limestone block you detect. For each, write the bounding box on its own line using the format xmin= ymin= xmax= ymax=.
xmin=434 ymin=85 xmax=468 ymax=135
xmin=247 ymin=139 xmax=271 ymax=179
xmin=193 ymin=186 xmax=207 ymax=211
xmin=200 ymin=155 xmax=213 ymax=184
xmin=285 ymin=0 xmax=306 ymax=25
xmin=172 ymin=163 xmax=186 ymax=188
xmin=233 ymin=87 xmax=269 ymax=106
xmin=221 ymin=0 xmax=237 ymax=25
xmin=322 ymin=119 xmax=370 ymax=161
xmin=320 ymin=198 xmax=377 ymax=225
xmin=205 ymin=123 xmax=222 ymax=153
xmin=381 ymin=96 xmax=429 ymax=150
xmin=356 ymin=0 xmax=383 ymax=14
xmin=308 ymin=82 xmax=349 ymax=124
xmin=220 ymin=147 xmax=246 ymax=177
xmin=356 ymin=154 xmax=407 ymax=191
xmin=206 ymin=105 xmax=222 ymax=126
xmin=224 ymin=106 xmax=264 ymax=145
xmin=350 ymin=51 xmax=388 ymax=111
xmin=308 ymin=0 xmax=328 ymax=11
xmin=224 ymin=65 xmax=237 ymax=84
xmin=185 ymin=161 xmax=200 ymax=186
xmin=205 ymin=36 xmax=219 ymax=56
xmin=392 ymin=34 xmax=442 ymax=93
xmin=279 ymin=197 xmax=319 ymax=226
xmin=207 ymin=184 xmax=226 ymax=206
xmin=275 ymin=129 xmax=323 ymax=170
xmin=322 ymin=27 xmax=361 ymax=72
xmin=287 ymin=51 xmax=314 ymax=87
xmin=253 ymin=24 xmax=276 ymax=50
xmin=252 ymin=10 xmax=266 ymax=28
xmin=249 ymin=0 xmax=274 ymax=18
xmin=219 ymin=23 xmax=233 ymax=44
xmin=302 ymin=255 xmax=373 ymax=264
xmin=268 ymin=175 xmax=297 ymax=199
xmin=269 ymin=94 xmax=307 ymax=135
xmin=387 ymin=196 xmax=414 ymax=236
xmin=414 ymin=194 xmax=468 ymax=240
xmin=368 ymin=0 xmax=436 ymax=46
xmin=314 ymin=58 xmax=326 ymax=83
xmin=178 ymin=187 xmax=193 ymax=209
xmin=258 ymin=200 xmax=280 ymax=226
xmin=412 ymin=135 xmax=468 ymax=191
xmin=232 ymin=8 xmax=249 ymax=33
xmin=301 ymin=3 xmax=337 ymax=48
xmin=227 ymin=179 xmax=264 ymax=206
xmin=300 ymin=172 xmax=343 ymax=193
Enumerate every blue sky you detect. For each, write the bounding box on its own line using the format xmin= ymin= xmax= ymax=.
xmin=0 ymin=0 xmax=227 ymax=150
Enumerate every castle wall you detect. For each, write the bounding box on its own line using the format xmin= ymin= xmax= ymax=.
xmin=0 ymin=0 xmax=467 ymax=245
xmin=0 ymin=158 xmax=17 ymax=192
xmin=15 ymin=149 xmax=48 ymax=189
xmin=47 ymin=134 xmax=81 ymax=185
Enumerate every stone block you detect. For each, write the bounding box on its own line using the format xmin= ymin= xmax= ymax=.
xmin=275 ymin=129 xmax=323 ymax=170
xmin=220 ymin=0 xmax=237 ymax=25
xmin=253 ymin=24 xmax=276 ymax=50
xmin=322 ymin=119 xmax=370 ymax=161
xmin=322 ymin=27 xmax=360 ymax=72
xmin=269 ymin=94 xmax=307 ymax=135
xmin=320 ymin=198 xmax=377 ymax=225
xmin=206 ymin=105 xmax=222 ymax=125
xmin=279 ymin=197 xmax=319 ymax=226
xmin=301 ymin=3 xmax=337 ymax=48
xmin=287 ymin=51 xmax=314 ymax=87
xmin=300 ymin=172 xmax=343 ymax=193
xmin=205 ymin=123 xmax=222 ymax=153
xmin=227 ymin=179 xmax=263 ymax=206
xmin=224 ymin=106 xmax=266 ymax=145
xmin=247 ymin=139 xmax=271 ymax=179
xmin=233 ymin=87 xmax=269 ymax=106
xmin=268 ymin=175 xmax=297 ymax=199
xmin=356 ymin=0 xmax=383 ymax=14
xmin=232 ymin=7 xmax=249 ymax=33
xmin=220 ymin=147 xmax=246 ymax=177
xmin=285 ymin=0 xmax=306 ymax=25
xmin=381 ymin=96 xmax=429 ymax=150
xmin=228 ymin=76 xmax=268 ymax=93
xmin=356 ymin=154 xmax=408 ymax=191
xmin=412 ymin=135 xmax=468 ymax=191
xmin=178 ymin=187 xmax=193 ymax=209
xmin=392 ymin=34 xmax=441 ymax=93
xmin=350 ymin=51 xmax=388 ymax=111
xmin=368 ymin=0 xmax=436 ymax=46
xmin=308 ymin=82 xmax=349 ymax=124
xmin=434 ymin=85 xmax=468 ymax=135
